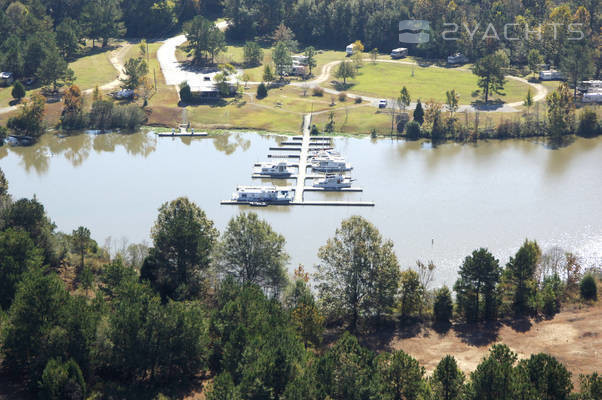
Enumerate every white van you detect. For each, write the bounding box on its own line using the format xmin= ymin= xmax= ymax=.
xmin=346 ymin=44 xmax=355 ymax=56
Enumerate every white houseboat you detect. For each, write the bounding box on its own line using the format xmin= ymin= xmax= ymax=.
xmin=231 ymin=185 xmax=293 ymax=204
xmin=256 ymin=161 xmax=293 ymax=177
xmin=313 ymin=174 xmax=353 ymax=189
xmin=311 ymin=156 xmax=352 ymax=172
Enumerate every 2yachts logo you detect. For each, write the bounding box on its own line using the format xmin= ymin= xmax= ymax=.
xmin=398 ymin=20 xmax=585 ymax=43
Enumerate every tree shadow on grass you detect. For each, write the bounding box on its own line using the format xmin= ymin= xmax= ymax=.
xmin=453 ymin=320 xmax=502 ymax=346
xmin=505 ymin=316 xmax=532 ymax=333
xmin=470 ymin=99 xmax=506 ymax=111
xmin=332 ymin=81 xmax=355 ymax=91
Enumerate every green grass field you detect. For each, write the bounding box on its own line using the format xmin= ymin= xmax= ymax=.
xmin=186 ymin=86 xmax=377 ymax=133
xmin=337 ymin=63 xmax=531 ymax=105
xmin=0 ymin=86 xmax=14 ymax=108
xmin=69 ymin=48 xmax=119 ymax=90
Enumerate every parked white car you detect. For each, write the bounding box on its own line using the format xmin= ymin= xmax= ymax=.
xmin=378 ymin=99 xmax=387 ymax=109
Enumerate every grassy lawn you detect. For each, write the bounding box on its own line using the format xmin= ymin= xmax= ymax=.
xmin=0 ymin=86 xmax=14 ymax=108
xmin=336 ymin=63 xmax=531 ymax=105
xmin=186 ymin=85 xmax=381 ymax=133
xmin=144 ymin=42 xmax=180 ymax=107
xmin=69 ymin=47 xmax=119 ymax=90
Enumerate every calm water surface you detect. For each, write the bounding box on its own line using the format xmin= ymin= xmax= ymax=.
xmin=2 ymin=131 xmax=601 ymax=286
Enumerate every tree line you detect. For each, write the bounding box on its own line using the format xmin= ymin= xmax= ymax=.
xmin=0 ymin=168 xmax=599 ymax=399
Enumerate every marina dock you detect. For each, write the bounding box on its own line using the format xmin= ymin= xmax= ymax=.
xmin=221 ymin=113 xmax=375 ymax=207
xmin=156 ymin=124 xmax=208 ymax=137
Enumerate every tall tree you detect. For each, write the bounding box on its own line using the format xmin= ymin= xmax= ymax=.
xmin=473 ymin=50 xmax=509 ymax=103
xmin=372 ymin=349 xmax=425 ymax=400
xmin=243 ymin=41 xmax=263 ymax=66
xmin=56 ymin=18 xmax=81 ymax=59
xmin=315 ymin=216 xmax=400 ymax=332
xmin=140 ymin=197 xmax=218 ymax=300
xmin=11 ymin=81 xmax=26 ymax=102
xmin=505 ymin=239 xmax=540 ymax=315
xmin=413 ymin=99 xmax=424 ymax=124
xmin=432 ymin=355 xmax=464 ymax=400
xmin=335 ymin=60 xmax=356 ymax=86
xmin=469 ymin=344 xmax=517 ymax=400
xmin=82 ymin=0 xmax=125 ymax=47
xmin=546 ymin=83 xmax=575 ymax=139
xmin=272 ymin=41 xmax=293 ymax=80
xmin=454 ymin=248 xmax=501 ymax=322
xmin=71 ymin=226 xmax=91 ymax=270
xmin=0 ymin=228 xmax=43 ymax=310
xmin=399 ymin=86 xmax=411 ymax=113
xmin=120 ymin=57 xmax=148 ymax=90
xmin=304 ymin=46 xmax=317 ymax=75
xmin=184 ymin=16 xmax=226 ymax=65
xmin=214 ymin=212 xmax=289 ymax=295
xmin=1 ymin=197 xmax=56 ymax=265
xmin=514 ymin=353 xmax=573 ymax=400
xmin=399 ymin=269 xmax=424 ymax=318
xmin=98 ymin=279 xmax=208 ymax=382
xmin=36 ymin=47 xmax=68 ymax=91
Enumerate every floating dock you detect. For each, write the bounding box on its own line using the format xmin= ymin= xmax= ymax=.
xmin=156 ymin=124 xmax=208 ymax=137
xmin=221 ymin=114 xmax=375 ymax=207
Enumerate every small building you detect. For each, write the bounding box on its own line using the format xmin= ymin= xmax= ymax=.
xmin=390 ymin=48 xmax=408 ymax=59
xmin=190 ymin=84 xmax=220 ymax=100
xmin=346 ymin=44 xmax=355 ymax=56
xmin=447 ymin=53 xmax=468 ymax=64
xmin=0 ymin=72 xmax=14 ymax=86
xmin=539 ymin=70 xmax=565 ymax=81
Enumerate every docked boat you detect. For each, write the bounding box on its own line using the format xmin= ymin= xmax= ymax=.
xmin=311 ymin=156 xmax=352 ymax=172
xmin=308 ymin=149 xmax=340 ymax=158
xmin=256 ymin=161 xmax=293 ymax=177
xmin=313 ymin=174 xmax=353 ymax=189
xmin=231 ymin=185 xmax=293 ymax=204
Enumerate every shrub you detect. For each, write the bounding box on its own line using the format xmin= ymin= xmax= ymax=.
xmin=88 ymin=101 xmax=146 ymax=131
xmin=310 ymin=124 xmax=320 ymax=135
xmin=61 ymin=110 xmax=87 ymax=130
xmin=355 ymin=96 xmax=362 ymax=104
xmin=12 ymin=81 xmax=26 ymax=101
xmin=256 ymin=82 xmax=268 ymax=99
xmin=405 ymin=120 xmax=421 ymax=140
xmin=396 ymin=114 xmax=409 ymax=134
xmin=312 ymin=87 xmax=324 ymax=97
xmin=179 ymin=82 xmax=192 ymax=103
xmin=433 ymin=286 xmax=453 ymax=324
xmin=338 ymin=92 xmax=347 ymax=102
xmin=577 ymin=108 xmax=599 ymax=138
xmin=538 ymin=274 xmax=563 ymax=316
xmin=111 ymin=104 xmax=146 ymax=130
xmin=580 ymin=274 xmax=597 ymax=301
xmin=39 ymin=358 xmax=86 ymax=400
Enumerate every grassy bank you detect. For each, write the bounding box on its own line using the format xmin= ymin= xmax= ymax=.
xmin=340 ymin=62 xmax=531 ymax=104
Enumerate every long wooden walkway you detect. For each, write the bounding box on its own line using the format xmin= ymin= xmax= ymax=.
xmin=293 ymin=114 xmax=312 ymax=203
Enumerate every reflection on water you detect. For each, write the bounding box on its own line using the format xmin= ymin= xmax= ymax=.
xmin=1 ymin=131 xmax=601 ymax=286
xmin=0 ymin=130 xmax=260 ymax=175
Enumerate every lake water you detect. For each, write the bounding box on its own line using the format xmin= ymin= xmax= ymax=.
xmin=2 ymin=131 xmax=601 ymax=286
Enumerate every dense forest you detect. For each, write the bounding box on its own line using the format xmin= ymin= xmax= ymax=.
xmin=1 ymin=0 xmax=599 ymax=78
xmin=0 ymin=167 xmax=600 ymax=399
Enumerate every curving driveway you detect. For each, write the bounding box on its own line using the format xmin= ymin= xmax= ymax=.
xmin=156 ymin=32 xmax=549 ymax=114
